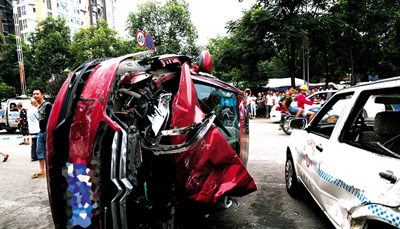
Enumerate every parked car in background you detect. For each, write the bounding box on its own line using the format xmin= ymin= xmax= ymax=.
xmin=46 ymin=51 xmax=256 ymax=228
xmin=0 ymin=97 xmax=32 ymax=133
xmin=285 ymin=76 xmax=400 ymax=228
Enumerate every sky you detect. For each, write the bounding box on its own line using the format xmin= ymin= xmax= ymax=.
xmin=115 ymin=0 xmax=256 ymax=46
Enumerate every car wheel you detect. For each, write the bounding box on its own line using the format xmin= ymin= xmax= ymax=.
xmin=217 ymin=195 xmax=233 ymax=209
xmin=285 ymin=155 xmax=300 ymax=197
xmin=282 ymin=116 xmax=293 ymax=135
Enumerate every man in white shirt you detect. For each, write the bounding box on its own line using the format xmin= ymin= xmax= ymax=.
xmin=265 ymin=90 xmax=274 ymax=119
xmin=250 ymin=94 xmax=256 ymax=119
xmin=27 ymin=98 xmax=40 ymax=162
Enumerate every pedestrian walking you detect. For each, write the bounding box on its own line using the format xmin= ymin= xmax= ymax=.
xmin=0 ymin=152 xmax=9 ymax=162
xmin=31 ymin=88 xmax=52 ymax=179
xmin=28 ymin=98 xmax=40 ymax=162
xmin=15 ymin=102 xmax=29 ymax=145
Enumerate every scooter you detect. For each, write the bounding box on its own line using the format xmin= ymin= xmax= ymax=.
xmin=280 ymin=107 xmax=321 ymax=135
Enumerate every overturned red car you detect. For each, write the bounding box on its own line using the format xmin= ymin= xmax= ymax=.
xmin=46 ymin=51 xmax=256 ymax=228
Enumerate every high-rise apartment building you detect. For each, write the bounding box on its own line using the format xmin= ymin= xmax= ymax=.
xmin=0 ymin=0 xmax=116 ymax=41
xmin=0 ymin=0 xmax=15 ymax=35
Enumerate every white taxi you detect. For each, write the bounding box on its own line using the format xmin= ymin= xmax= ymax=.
xmin=285 ymin=77 xmax=400 ymax=228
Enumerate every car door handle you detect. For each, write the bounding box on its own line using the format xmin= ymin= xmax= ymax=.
xmin=316 ymin=145 xmax=323 ymax=152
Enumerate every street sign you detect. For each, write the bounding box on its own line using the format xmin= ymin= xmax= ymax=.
xmin=146 ymin=34 xmax=153 ymax=50
xmin=136 ymin=31 xmax=145 ymax=47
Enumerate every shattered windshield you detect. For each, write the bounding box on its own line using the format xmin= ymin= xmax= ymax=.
xmin=194 ymin=83 xmax=240 ymax=154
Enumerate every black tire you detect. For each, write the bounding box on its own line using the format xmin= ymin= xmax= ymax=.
xmin=285 ymin=155 xmax=301 ymax=197
xmin=6 ymin=128 xmax=16 ymax=134
xmin=282 ymin=116 xmax=293 ymax=135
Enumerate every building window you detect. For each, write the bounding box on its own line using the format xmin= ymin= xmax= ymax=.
xmin=18 ymin=7 xmax=21 ymax=17
xmin=21 ymin=6 xmax=26 ymax=15
xmin=33 ymin=8 xmax=36 ymax=12
xmin=22 ymin=19 xmax=27 ymax=29
xmin=47 ymin=0 xmax=52 ymax=10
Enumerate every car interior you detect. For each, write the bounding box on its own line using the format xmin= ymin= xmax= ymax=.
xmin=342 ymin=90 xmax=400 ymax=158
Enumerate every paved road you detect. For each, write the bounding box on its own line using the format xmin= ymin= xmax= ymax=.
xmin=0 ymin=130 xmax=53 ymax=229
xmin=0 ymin=119 xmax=333 ymax=228
xmin=174 ymin=118 xmax=333 ymax=229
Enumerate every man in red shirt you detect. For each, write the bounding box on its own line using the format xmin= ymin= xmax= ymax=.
xmin=295 ymin=85 xmax=315 ymax=122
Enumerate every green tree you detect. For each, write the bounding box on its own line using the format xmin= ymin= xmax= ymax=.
xmin=0 ymin=82 xmax=16 ymax=101
xmin=0 ymin=33 xmax=5 ymax=53
xmin=126 ymin=0 xmax=200 ymax=59
xmin=27 ymin=16 xmax=72 ymax=92
xmin=0 ymin=34 xmax=32 ymax=95
xmin=328 ymin=0 xmax=400 ymax=83
xmin=70 ymin=20 xmax=142 ymax=69
xmin=210 ymin=0 xmax=400 ymax=87
xmin=71 ymin=20 xmax=133 ymax=69
xmin=46 ymin=72 xmax=69 ymax=97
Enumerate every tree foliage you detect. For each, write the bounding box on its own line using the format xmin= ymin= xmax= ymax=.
xmin=46 ymin=72 xmax=69 ymax=97
xmin=0 ymin=33 xmax=5 ymax=53
xmin=70 ymin=20 xmax=140 ymax=69
xmin=0 ymin=34 xmax=32 ymax=95
xmin=27 ymin=16 xmax=72 ymax=92
xmin=126 ymin=0 xmax=201 ymax=59
xmin=210 ymin=0 xmax=400 ymax=88
xmin=0 ymin=82 xmax=15 ymax=101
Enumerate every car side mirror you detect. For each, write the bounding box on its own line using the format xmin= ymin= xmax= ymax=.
xmin=290 ymin=119 xmax=307 ymax=130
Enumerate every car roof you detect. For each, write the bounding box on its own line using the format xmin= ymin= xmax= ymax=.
xmin=338 ymin=76 xmax=400 ymax=93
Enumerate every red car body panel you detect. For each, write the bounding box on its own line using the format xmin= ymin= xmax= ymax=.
xmin=46 ymin=53 xmax=256 ymax=227
xmin=170 ymin=63 xmax=255 ymax=203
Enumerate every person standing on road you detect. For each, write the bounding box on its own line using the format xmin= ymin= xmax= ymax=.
xmin=245 ymin=91 xmax=252 ymax=119
xmin=0 ymin=152 xmax=9 ymax=162
xmin=15 ymin=102 xmax=29 ymax=145
xmin=31 ymin=88 xmax=52 ymax=179
xmin=262 ymin=91 xmax=267 ymax=118
xmin=256 ymin=93 xmax=266 ymax=118
xmin=251 ymin=94 xmax=256 ymax=119
xmin=28 ymin=98 xmax=40 ymax=162
xmin=265 ymin=90 xmax=274 ymax=119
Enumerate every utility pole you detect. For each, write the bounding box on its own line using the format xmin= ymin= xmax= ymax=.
xmin=11 ymin=0 xmax=27 ymax=96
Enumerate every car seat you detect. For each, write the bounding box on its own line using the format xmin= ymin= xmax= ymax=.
xmin=358 ymin=111 xmax=400 ymax=153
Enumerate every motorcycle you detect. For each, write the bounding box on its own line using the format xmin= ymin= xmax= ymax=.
xmin=280 ymin=107 xmax=321 ymax=135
